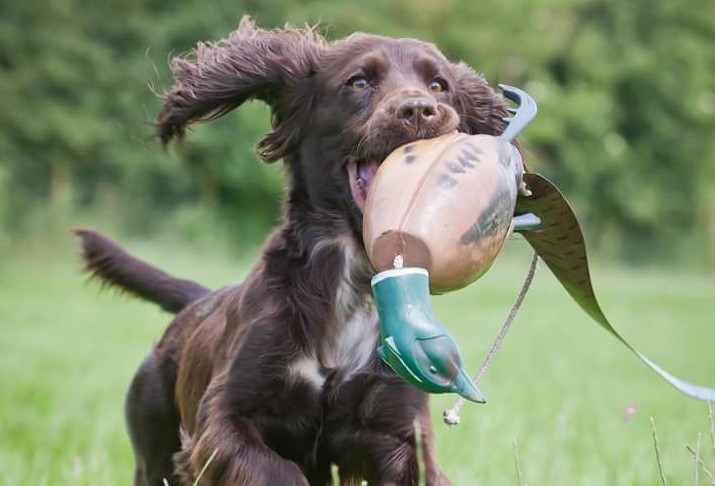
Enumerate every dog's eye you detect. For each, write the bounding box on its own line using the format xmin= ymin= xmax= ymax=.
xmin=348 ymin=75 xmax=370 ymax=91
xmin=429 ymin=78 xmax=447 ymax=93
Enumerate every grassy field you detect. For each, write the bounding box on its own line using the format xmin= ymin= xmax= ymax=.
xmin=1 ymin=234 xmax=713 ymax=485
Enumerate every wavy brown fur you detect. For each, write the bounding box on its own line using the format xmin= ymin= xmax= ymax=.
xmin=158 ymin=17 xmax=326 ymax=162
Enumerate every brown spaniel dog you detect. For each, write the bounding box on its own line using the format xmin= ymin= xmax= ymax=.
xmin=77 ymin=16 xmax=512 ymax=485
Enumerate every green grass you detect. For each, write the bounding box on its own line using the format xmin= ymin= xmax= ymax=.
xmin=1 ymin=235 xmax=713 ymax=485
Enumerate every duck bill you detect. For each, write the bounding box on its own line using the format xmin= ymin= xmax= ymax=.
xmin=453 ymin=368 xmax=486 ymax=403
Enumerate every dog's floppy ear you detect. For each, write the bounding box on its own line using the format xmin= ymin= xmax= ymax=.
xmin=158 ymin=16 xmax=325 ymax=162
xmin=451 ymin=62 xmax=511 ymax=137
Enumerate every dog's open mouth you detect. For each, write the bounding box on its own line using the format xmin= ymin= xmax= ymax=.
xmin=347 ymin=158 xmax=380 ymax=212
xmin=346 ymin=132 xmax=454 ymax=212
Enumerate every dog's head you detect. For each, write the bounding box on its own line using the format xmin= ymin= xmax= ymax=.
xmin=159 ymin=17 xmax=512 ymax=242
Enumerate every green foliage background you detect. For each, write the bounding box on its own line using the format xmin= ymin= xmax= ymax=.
xmin=1 ymin=0 xmax=713 ymax=265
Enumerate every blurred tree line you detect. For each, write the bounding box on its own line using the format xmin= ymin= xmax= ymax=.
xmin=1 ymin=0 xmax=713 ymax=266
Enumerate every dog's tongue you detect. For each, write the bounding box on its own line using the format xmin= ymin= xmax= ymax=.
xmin=349 ymin=160 xmax=379 ymax=211
xmin=358 ymin=161 xmax=379 ymax=188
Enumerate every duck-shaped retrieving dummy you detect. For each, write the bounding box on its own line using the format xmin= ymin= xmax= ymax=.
xmin=363 ymin=85 xmax=715 ymax=404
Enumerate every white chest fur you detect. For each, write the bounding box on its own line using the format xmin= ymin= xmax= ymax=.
xmin=321 ymin=301 xmax=379 ymax=372
xmin=288 ymin=236 xmax=380 ymax=390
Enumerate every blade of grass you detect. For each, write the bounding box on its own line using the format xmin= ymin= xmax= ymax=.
xmin=651 ymin=417 xmax=667 ymax=486
xmin=708 ymin=402 xmax=715 ymax=454
xmin=694 ymin=434 xmax=701 ymax=486
xmin=193 ymin=448 xmax=218 ymax=486
xmin=413 ymin=419 xmax=426 ymax=486
xmin=512 ymin=438 xmax=526 ymax=486
xmin=685 ymin=445 xmax=715 ymax=485
xmin=686 ymin=444 xmax=715 ymax=485
xmin=331 ymin=464 xmax=340 ymax=485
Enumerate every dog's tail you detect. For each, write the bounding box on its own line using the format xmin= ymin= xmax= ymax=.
xmin=74 ymin=229 xmax=211 ymax=314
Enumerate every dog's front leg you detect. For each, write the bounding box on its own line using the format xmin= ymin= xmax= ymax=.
xmin=416 ymin=403 xmax=451 ymax=486
xmin=174 ymin=403 xmax=309 ymax=486
xmin=174 ymin=367 xmax=312 ymax=484
xmin=325 ymin=373 xmax=450 ymax=486
xmin=174 ymin=321 xmax=324 ymax=485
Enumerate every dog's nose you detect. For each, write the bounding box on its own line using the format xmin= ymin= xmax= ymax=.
xmin=396 ymin=97 xmax=438 ymax=127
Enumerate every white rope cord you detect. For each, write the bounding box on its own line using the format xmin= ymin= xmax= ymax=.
xmin=443 ymin=251 xmax=539 ymax=425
